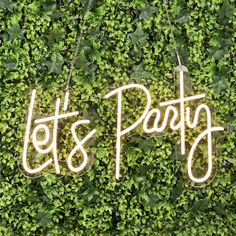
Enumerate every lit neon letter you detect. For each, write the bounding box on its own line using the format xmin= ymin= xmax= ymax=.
xmin=105 ymin=84 xmax=151 ymax=179
xmin=67 ymin=120 xmax=96 ymax=173
xmin=23 ymin=90 xmax=80 ymax=174
xmin=186 ymin=105 xmax=224 ymax=183
xmin=22 ymin=90 xmax=53 ymax=174
xmin=143 ymin=105 xmax=180 ymax=133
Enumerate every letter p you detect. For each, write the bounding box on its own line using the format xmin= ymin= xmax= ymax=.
xmin=105 ymin=84 xmax=151 ymax=180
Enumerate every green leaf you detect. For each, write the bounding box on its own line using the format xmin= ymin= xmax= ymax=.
xmin=0 ymin=0 xmax=15 ymax=11
xmin=130 ymin=63 xmax=150 ymax=79
xmin=90 ymin=49 xmax=101 ymax=62
xmin=130 ymin=0 xmax=147 ymax=8
xmin=137 ymin=139 xmax=154 ymax=151
xmin=175 ymin=15 xmax=189 ymax=24
xmin=171 ymin=181 xmax=184 ymax=201
xmin=211 ymin=76 xmax=228 ymax=92
xmin=95 ymin=5 xmax=106 ymax=16
xmin=218 ymin=0 xmax=235 ymax=21
xmin=45 ymin=54 xmax=64 ymax=74
xmin=46 ymin=28 xmax=63 ymax=44
xmin=45 ymin=60 xmax=64 ymax=74
xmin=41 ymin=0 xmax=56 ymax=12
xmin=35 ymin=212 xmax=53 ymax=224
xmin=147 ymin=194 xmax=158 ymax=208
xmin=75 ymin=49 xmax=89 ymax=70
xmin=139 ymin=5 xmax=157 ymax=20
xmin=214 ymin=203 xmax=228 ymax=217
xmin=139 ymin=190 xmax=149 ymax=201
xmin=49 ymin=10 xmax=64 ymax=19
xmin=130 ymin=23 xmax=148 ymax=45
xmin=7 ymin=23 xmax=25 ymax=41
xmin=192 ymin=198 xmax=210 ymax=212
xmin=213 ymin=49 xmax=225 ymax=60
xmin=3 ymin=59 xmax=17 ymax=69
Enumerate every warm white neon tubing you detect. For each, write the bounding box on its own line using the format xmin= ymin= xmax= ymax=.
xmin=105 ymin=84 xmax=152 ymax=179
xmin=186 ymin=104 xmax=224 ymax=183
xmin=34 ymin=111 xmax=79 ymax=124
xmin=23 ymin=90 xmax=53 ymax=174
xmin=23 ymin=90 xmax=95 ymax=175
xmin=142 ymin=69 xmax=224 ymax=183
xmin=143 ymin=105 xmax=181 ymax=133
xmin=32 ymin=124 xmax=53 ymax=154
xmin=187 ymin=127 xmax=224 ymax=183
xmin=64 ymin=91 xmax=70 ymax=111
xmin=158 ymin=72 xmax=205 ymax=156
xmin=32 ymin=124 xmax=50 ymax=145
xmin=180 ymin=71 xmax=185 ymax=155
xmin=67 ymin=120 xmax=96 ymax=173
xmin=52 ymin=98 xmax=60 ymax=174
xmin=159 ymin=94 xmax=205 ymax=106
xmin=23 ymin=78 xmax=224 ymax=184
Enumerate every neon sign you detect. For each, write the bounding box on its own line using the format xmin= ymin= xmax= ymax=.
xmin=23 ymin=90 xmax=96 ymax=175
xmin=22 ymin=66 xmax=224 ymax=184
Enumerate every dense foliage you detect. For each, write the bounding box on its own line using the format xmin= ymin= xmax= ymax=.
xmin=0 ymin=0 xmax=235 ymax=235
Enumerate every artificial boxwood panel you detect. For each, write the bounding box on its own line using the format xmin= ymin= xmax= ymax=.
xmin=0 ymin=0 xmax=235 ymax=235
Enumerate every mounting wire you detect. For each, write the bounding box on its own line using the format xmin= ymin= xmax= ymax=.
xmin=163 ymin=0 xmax=182 ymax=66
xmin=66 ymin=0 xmax=94 ymax=90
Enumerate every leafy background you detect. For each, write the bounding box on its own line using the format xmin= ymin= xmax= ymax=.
xmin=0 ymin=0 xmax=235 ymax=235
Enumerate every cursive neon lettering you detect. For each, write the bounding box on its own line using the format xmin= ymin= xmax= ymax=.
xmin=105 ymin=84 xmax=152 ymax=179
xmin=23 ymin=90 xmax=52 ymax=174
xmin=67 ymin=120 xmax=96 ymax=173
xmin=186 ymin=105 xmax=224 ymax=182
xmin=23 ymin=90 xmax=95 ymax=175
xmin=105 ymin=69 xmax=224 ymax=183
xmin=22 ymin=70 xmax=224 ymax=184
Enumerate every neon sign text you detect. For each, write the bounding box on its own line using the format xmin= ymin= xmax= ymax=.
xmin=23 ymin=90 xmax=96 ymax=174
xmin=105 ymin=69 xmax=224 ymax=183
xmin=23 ymin=68 xmax=224 ymax=184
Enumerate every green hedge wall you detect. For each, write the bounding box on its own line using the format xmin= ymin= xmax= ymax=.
xmin=0 ymin=0 xmax=236 ymax=235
